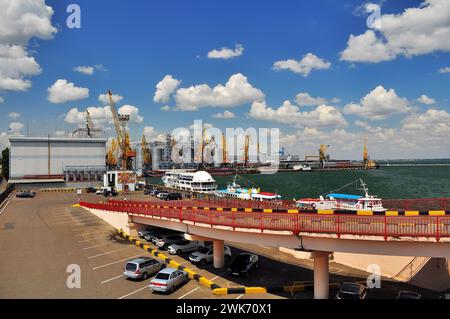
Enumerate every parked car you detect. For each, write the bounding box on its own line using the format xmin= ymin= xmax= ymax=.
xmin=144 ymin=228 xmax=176 ymax=242
xmin=167 ymin=240 xmax=204 ymax=255
xmin=227 ymin=253 xmax=259 ymax=277
xmin=396 ymin=291 xmax=422 ymax=299
xmin=149 ymin=268 xmax=188 ymax=293
xmin=144 ymin=187 xmax=154 ymax=195
xmin=16 ymin=190 xmax=36 ymax=198
xmin=150 ymin=189 xmax=162 ymax=196
xmin=138 ymin=227 xmax=158 ymax=238
xmin=161 ymin=192 xmax=182 ymax=201
xmin=156 ymin=191 xmax=169 ymax=199
xmin=336 ymin=282 xmax=368 ymax=299
xmin=86 ymin=186 xmax=97 ymax=193
xmin=189 ymin=245 xmax=232 ymax=266
xmin=103 ymin=187 xmax=118 ymax=197
xmin=156 ymin=234 xmax=185 ymax=249
xmin=123 ymin=257 xmax=165 ymax=280
xmin=96 ymin=186 xmax=111 ymax=194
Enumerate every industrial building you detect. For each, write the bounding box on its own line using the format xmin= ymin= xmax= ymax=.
xmin=9 ymin=136 xmax=107 ymax=184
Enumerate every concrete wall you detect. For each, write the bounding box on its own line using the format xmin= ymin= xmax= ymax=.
xmin=89 ymin=209 xmax=137 ymax=236
xmin=9 ymin=137 xmax=106 ymax=179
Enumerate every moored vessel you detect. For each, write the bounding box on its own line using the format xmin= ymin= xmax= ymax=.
xmin=296 ymin=179 xmax=386 ymax=212
xmin=162 ymin=170 xmax=217 ymax=194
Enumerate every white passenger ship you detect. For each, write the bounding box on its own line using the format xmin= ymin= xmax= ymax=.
xmin=162 ymin=170 xmax=217 ymax=194
xmin=296 ymin=179 xmax=386 ymax=212
xmin=215 ymin=175 xmax=282 ymax=202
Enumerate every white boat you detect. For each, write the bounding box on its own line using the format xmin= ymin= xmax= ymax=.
xmin=293 ymin=164 xmax=312 ymax=171
xmin=215 ymin=175 xmax=282 ymax=202
xmin=162 ymin=170 xmax=217 ymax=194
xmin=296 ymin=179 xmax=386 ymax=212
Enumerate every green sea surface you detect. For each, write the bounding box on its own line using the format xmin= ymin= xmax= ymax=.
xmin=149 ymin=166 xmax=450 ymax=199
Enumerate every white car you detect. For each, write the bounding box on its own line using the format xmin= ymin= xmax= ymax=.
xmin=96 ymin=186 xmax=111 ymax=194
xmin=189 ymin=245 xmax=232 ymax=265
xmin=156 ymin=191 xmax=168 ymax=198
xmin=167 ymin=240 xmax=204 ymax=255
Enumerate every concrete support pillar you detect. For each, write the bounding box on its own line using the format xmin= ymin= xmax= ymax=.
xmin=126 ymin=216 xmax=139 ymax=237
xmin=312 ymin=251 xmax=331 ymax=299
xmin=213 ymin=239 xmax=225 ymax=269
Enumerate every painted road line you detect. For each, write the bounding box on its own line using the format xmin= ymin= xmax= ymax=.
xmin=0 ymin=191 xmax=16 ymax=216
xmin=92 ymin=254 xmax=142 ymax=270
xmin=101 ymin=274 xmax=123 ymax=284
xmin=71 ymin=225 xmax=103 ymax=231
xmin=88 ymin=248 xmax=127 ymax=259
xmin=118 ymin=284 xmax=151 ymax=299
xmin=210 ymin=273 xmax=225 ymax=281
xmin=178 ymin=287 xmax=200 ymax=299
xmin=236 ymin=294 xmax=244 ymax=299
xmin=74 ymin=230 xmax=110 ymax=237
xmin=83 ymin=244 xmax=107 ymax=250
xmin=78 ymin=237 xmax=104 ymax=243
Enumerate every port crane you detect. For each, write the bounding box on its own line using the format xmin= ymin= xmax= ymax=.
xmin=305 ymin=144 xmax=330 ymax=168
xmin=86 ymin=110 xmax=94 ymax=138
xmin=107 ymin=90 xmax=136 ymax=170
xmin=243 ymin=134 xmax=251 ymax=166
xmin=363 ymin=136 xmax=376 ymax=169
xmin=106 ymin=138 xmax=118 ymax=169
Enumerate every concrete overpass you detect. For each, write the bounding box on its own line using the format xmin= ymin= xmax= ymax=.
xmin=79 ymin=199 xmax=450 ymax=299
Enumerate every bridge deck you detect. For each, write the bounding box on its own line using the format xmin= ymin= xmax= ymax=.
xmin=80 ymin=199 xmax=450 ymax=241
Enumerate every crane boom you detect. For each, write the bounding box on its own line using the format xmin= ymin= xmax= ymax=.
xmin=108 ymin=90 xmax=123 ymax=147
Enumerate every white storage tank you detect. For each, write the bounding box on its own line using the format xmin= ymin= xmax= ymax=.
xmin=151 ymin=147 xmax=163 ymax=170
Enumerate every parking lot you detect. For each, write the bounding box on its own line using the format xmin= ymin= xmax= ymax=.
xmin=0 ymin=190 xmax=440 ymax=299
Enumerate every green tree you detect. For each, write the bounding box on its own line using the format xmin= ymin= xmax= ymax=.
xmin=1 ymin=148 xmax=9 ymax=181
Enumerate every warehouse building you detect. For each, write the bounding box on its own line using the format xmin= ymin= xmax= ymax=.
xmin=9 ymin=136 xmax=107 ymax=186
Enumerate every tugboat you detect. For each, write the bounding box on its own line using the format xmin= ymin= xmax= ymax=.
xmin=215 ymin=174 xmax=282 ymax=202
xmin=295 ymin=179 xmax=386 ymax=212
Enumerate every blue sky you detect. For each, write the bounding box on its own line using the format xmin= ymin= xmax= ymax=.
xmin=0 ymin=0 xmax=449 ymax=159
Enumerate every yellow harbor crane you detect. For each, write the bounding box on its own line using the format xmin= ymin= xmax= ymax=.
xmin=243 ymin=134 xmax=251 ymax=166
xmin=106 ymin=138 xmax=118 ymax=168
xmin=363 ymin=136 xmax=376 ymax=169
xmin=305 ymin=144 xmax=330 ymax=168
xmin=107 ymin=90 xmax=136 ymax=170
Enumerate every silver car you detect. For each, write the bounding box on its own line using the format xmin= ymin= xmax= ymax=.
xmin=149 ymin=268 xmax=188 ymax=293
xmin=123 ymin=257 xmax=165 ymax=280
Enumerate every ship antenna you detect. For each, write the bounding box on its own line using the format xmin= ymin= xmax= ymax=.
xmin=359 ymin=178 xmax=369 ymax=197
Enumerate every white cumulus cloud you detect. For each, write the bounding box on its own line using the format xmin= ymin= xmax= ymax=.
xmin=343 ymin=85 xmax=410 ymax=120
xmin=417 ymin=94 xmax=436 ymax=105
xmin=64 ymin=104 xmax=143 ymax=127
xmin=207 ymin=44 xmax=244 ymax=59
xmin=73 ymin=66 xmax=94 ymax=75
xmin=9 ymin=122 xmax=24 ymax=135
xmin=174 ymin=73 xmax=264 ymax=111
xmin=0 ymin=0 xmax=57 ymax=91
xmin=8 ymin=112 xmax=21 ymax=120
xmin=296 ymin=92 xmax=329 ymax=106
xmin=249 ymin=100 xmax=347 ymax=128
xmin=98 ymin=93 xmax=123 ymax=105
xmin=273 ymin=53 xmax=331 ymax=77
xmin=47 ymin=79 xmax=89 ymax=104
xmin=340 ymin=0 xmax=450 ymax=63
xmin=154 ymin=75 xmax=181 ymax=103
xmin=212 ymin=110 xmax=235 ymax=119
xmin=438 ymin=67 xmax=450 ymax=74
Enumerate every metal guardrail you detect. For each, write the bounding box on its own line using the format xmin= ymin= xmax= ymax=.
xmin=80 ymin=200 xmax=450 ymax=241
